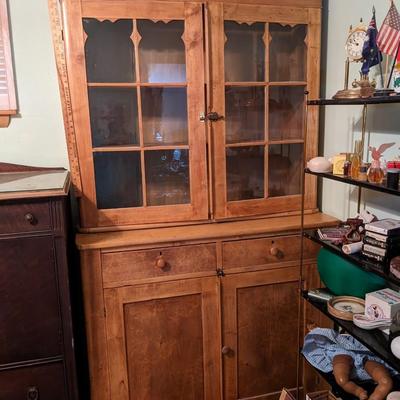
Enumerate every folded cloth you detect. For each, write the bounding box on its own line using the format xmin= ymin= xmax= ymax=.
xmin=302 ymin=328 xmax=398 ymax=381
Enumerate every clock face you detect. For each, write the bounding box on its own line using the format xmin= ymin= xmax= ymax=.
xmin=345 ymin=29 xmax=367 ymax=61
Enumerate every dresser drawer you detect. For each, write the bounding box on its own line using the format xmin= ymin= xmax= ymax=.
xmin=102 ymin=243 xmax=217 ymax=286
xmin=0 ymin=237 xmax=62 ymax=364
xmin=0 ymin=201 xmax=51 ymax=234
xmin=0 ymin=363 xmax=67 ymax=400
xmin=222 ymin=235 xmax=319 ymax=270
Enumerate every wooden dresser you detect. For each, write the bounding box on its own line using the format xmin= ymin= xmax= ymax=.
xmin=0 ymin=165 xmax=79 ymax=400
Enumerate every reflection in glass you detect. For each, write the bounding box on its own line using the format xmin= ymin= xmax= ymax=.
xmin=145 ymin=150 xmax=190 ymax=206
xmin=269 ymin=86 xmax=304 ymax=141
xmin=142 ymin=87 xmax=188 ymax=146
xmin=137 ymin=20 xmax=186 ymax=83
xmin=83 ymin=19 xmax=135 ymax=83
xmin=94 ymin=152 xmax=142 ymax=209
xmin=226 ymin=146 xmax=264 ymax=201
xmin=224 ymin=21 xmax=265 ymax=82
xmin=225 ymin=86 xmax=264 ymax=144
xmin=88 ymin=88 xmax=139 ymax=147
xmin=268 ymin=144 xmax=302 ymax=197
xmin=269 ymin=24 xmax=307 ymax=82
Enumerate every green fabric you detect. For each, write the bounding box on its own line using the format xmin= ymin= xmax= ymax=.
xmin=317 ymin=248 xmax=386 ymax=299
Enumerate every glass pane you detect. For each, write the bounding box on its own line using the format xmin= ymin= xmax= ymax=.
xmin=83 ymin=19 xmax=135 ymax=83
xmin=269 ymin=86 xmax=304 ymax=141
xmin=138 ymin=20 xmax=186 ymax=83
xmin=269 ymin=24 xmax=307 ymax=82
xmin=268 ymin=144 xmax=302 ymax=197
xmin=142 ymin=87 xmax=188 ymax=146
xmin=94 ymin=152 xmax=142 ymax=209
xmin=226 ymin=146 xmax=264 ymax=201
xmin=225 ymin=86 xmax=264 ymax=144
xmin=88 ymin=88 xmax=139 ymax=147
xmin=145 ymin=149 xmax=190 ymax=206
xmin=224 ymin=21 xmax=265 ymax=82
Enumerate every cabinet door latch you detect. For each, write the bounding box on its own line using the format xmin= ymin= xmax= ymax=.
xmin=216 ymin=268 xmax=225 ymax=277
xmin=200 ymin=112 xmax=224 ymax=122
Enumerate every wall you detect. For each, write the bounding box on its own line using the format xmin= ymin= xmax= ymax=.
xmin=321 ymin=0 xmax=400 ymax=221
xmin=0 ymin=0 xmax=68 ymax=168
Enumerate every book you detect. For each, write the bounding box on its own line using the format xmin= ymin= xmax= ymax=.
xmin=365 ymin=230 xmax=400 ymax=243
xmin=361 ymin=249 xmax=385 ymax=263
xmin=365 ymin=219 xmax=400 ymax=236
xmin=364 ymin=235 xmax=400 ymax=249
xmin=363 ymin=244 xmax=387 ymax=257
xmin=317 ymin=227 xmax=349 ymax=241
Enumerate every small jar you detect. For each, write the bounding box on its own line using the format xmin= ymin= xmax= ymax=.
xmin=359 ymin=165 xmax=368 ymax=181
xmin=367 ymin=160 xmax=384 ymax=184
xmin=343 ymin=160 xmax=352 ymax=177
xmin=387 ymin=169 xmax=400 ymax=189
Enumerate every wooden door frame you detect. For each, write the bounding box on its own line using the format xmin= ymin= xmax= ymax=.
xmin=104 ymin=277 xmax=222 ymax=400
xmin=207 ymin=3 xmax=321 ymax=220
xmin=62 ymin=0 xmax=208 ymax=229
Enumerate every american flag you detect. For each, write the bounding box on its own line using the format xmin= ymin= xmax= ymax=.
xmin=377 ymin=2 xmax=400 ymax=58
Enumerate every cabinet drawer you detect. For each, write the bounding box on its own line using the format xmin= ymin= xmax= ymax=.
xmin=0 ymin=201 xmax=51 ymax=234
xmin=102 ymin=243 xmax=217 ymax=286
xmin=0 ymin=237 xmax=62 ymax=364
xmin=222 ymin=235 xmax=319 ymax=270
xmin=0 ymin=363 xmax=67 ymax=400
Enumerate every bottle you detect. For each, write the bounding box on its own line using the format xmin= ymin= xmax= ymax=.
xmin=350 ymin=141 xmax=362 ymax=180
xmin=358 ymin=164 xmax=368 ymax=181
xmin=367 ymin=159 xmax=384 ymax=184
xmin=367 ymin=143 xmax=395 ymax=184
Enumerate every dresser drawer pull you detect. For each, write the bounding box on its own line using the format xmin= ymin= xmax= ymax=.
xmin=155 ymin=254 xmax=167 ymax=270
xmin=27 ymin=386 xmax=39 ymax=400
xmin=270 ymin=246 xmax=284 ymax=259
xmin=24 ymin=213 xmax=37 ymax=225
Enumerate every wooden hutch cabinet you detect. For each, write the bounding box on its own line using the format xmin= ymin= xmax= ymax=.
xmin=53 ymin=0 xmax=335 ymax=399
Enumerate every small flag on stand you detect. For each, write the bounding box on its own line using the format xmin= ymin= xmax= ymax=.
xmin=362 ymin=9 xmax=383 ymax=75
xmin=377 ymin=1 xmax=400 ymax=61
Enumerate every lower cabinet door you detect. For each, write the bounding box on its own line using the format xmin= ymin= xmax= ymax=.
xmin=222 ymin=267 xmax=300 ymax=400
xmin=104 ymin=277 xmax=222 ymax=400
xmin=0 ymin=362 xmax=67 ymax=400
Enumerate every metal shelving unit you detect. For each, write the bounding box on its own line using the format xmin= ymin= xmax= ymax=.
xmin=299 ymin=95 xmax=400 ymax=398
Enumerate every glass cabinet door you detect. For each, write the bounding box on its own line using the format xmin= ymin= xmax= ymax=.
xmin=209 ymin=3 xmax=319 ymax=219
xmin=65 ymin=2 xmax=208 ymax=228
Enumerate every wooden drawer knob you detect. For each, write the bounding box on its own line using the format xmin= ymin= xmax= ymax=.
xmin=222 ymin=346 xmax=234 ymax=356
xmin=24 ymin=213 xmax=37 ymax=225
xmin=270 ymin=246 xmax=283 ymax=258
xmin=155 ymin=255 xmax=167 ymax=269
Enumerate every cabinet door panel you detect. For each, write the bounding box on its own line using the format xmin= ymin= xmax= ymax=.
xmin=0 ymin=237 xmax=62 ymax=364
xmin=104 ymin=277 xmax=221 ymax=400
xmin=222 ymin=267 xmax=299 ymax=400
xmin=65 ymin=1 xmax=208 ymax=228
xmin=209 ymin=3 xmax=320 ymax=219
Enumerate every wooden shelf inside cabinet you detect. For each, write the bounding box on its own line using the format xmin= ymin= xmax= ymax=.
xmin=305 ymin=169 xmax=400 ymax=197
xmin=304 ymin=229 xmax=400 ymax=285
xmin=307 ymin=96 xmax=400 ymax=106
xmin=302 ymin=291 xmax=400 ymax=372
xmin=302 ymin=354 xmax=390 ymax=400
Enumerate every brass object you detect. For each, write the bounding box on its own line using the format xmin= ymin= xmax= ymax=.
xmin=352 ymin=75 xmax=376 ymax=98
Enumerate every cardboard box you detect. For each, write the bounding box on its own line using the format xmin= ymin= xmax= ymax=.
xmin=365 ymin=288 xmax=400 ymax=333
